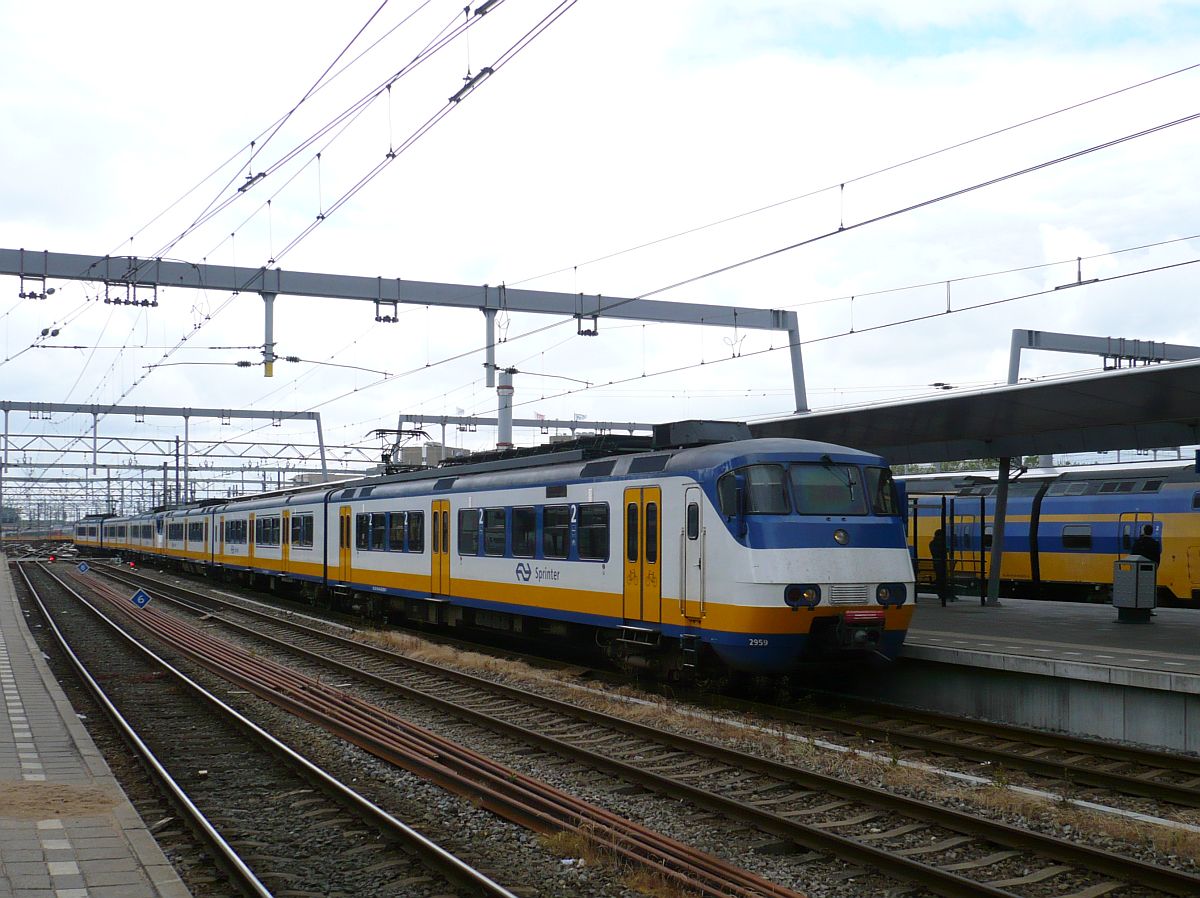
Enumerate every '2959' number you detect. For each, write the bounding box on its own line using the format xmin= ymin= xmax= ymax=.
xmin=749 ymin=638 xmax=769 ymax=647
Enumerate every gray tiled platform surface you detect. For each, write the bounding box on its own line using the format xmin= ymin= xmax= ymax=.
xmin=907 ymin=593 xmax=1200 ymax=694
xmin=0 ymin=563 xmax=191 ymax=898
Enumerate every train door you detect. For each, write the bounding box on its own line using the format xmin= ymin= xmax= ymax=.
xmin=1118 ymin=512 xmax=1157 ymax=554
xmin=338 ymin=506 xmax=352 ymax=581
xmin=281 ymin=510 xmax=291 ymax=572
xmin=681 ymin=487 xmax=704 ymax=620
xmin=248 ymin=513 xmax=256 ymax=564
xmin=623 ymin=486 xmax=662 ymax=623
xmin=218 ymin=516 xmax=225 ymax=559
xmin=431 ymin=499 xmax=450 ymax=595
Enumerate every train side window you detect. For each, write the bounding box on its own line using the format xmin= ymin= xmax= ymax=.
xmin=543 ymin=505 xmax=570 ymax=558
xmin=579 ymin=503 xmax=610 ymax=561
xmin=512 ymin=507 xmax=536 ymax=558
xmin=1062 ymin=524 xmax=1092 ymax=550
xmin=686 ymin=503 xmax=700 ymax=540
xmin=408 ymin=512 xmax=425 ymax=553
xmin=292 ymin=514 xmax=314 ymax=547
xmin=626 ymin=503 xmax=639 ymax=562
xmin=370 ymin=512 xmax=387 ymax=550
xmin=355 ymin=514 xmax=369 ymax=550
xmin=483 ymin=508 xmax=506 ymax=556
xmin=645 ymin=503 xmax=659 ymax=564
xmin=1193 ymin=491 xmax=1200 ymax=510
xmin=388 ymin=512 xmax=406 ymax=551
xmin=458 ymin=508 xmax=481 ymax=555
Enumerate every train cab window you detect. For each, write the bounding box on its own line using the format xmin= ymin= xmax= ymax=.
xmin=388 ymin=513 xmax=406 ymax=552
xmin=355 ymin=514 xmax=369 ymax=549
xmin=407 ymin=511 xmax=425 ymax=553
xmin=717 ymin=465 xmax=789 ymax=516
xmin=1062 ymin=524 xmax=1092 ymax=550
xmin=645 ymin=503 xmax=658 ymax=564
xmin=686 ymin=503 xmax=700 ymax=540
xmin=512 ymin=507 xmax=536 ymax=558
xmin=483 ymin=508 xmax=506 ymax=556
xmin=458 ymin=509 xmax=481 ymax=555
xmin=543 ymin=505 xmax=570 ymax=558
xmin=578 ymin=503 xmax=609 ymax=561
xmin=866 ymin=467 xmax=900 ymax=515
xmin=790 ymin=463 xmax=867 ymax=516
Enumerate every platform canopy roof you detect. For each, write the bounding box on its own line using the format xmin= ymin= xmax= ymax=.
xmin=749 ymin=359 xmax=1200 ymax=465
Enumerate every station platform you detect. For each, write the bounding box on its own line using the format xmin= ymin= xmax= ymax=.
xmin=840 ymin=591 xmax=1200 ymax=754
xmin=0 ymin=564 xmax=191 ymax=897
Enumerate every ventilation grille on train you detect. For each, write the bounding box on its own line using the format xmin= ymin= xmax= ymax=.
xmin=828 ymin=584 xmax=869 ymax=605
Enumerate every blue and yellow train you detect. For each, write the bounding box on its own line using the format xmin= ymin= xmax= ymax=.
xmin=74 ymin=423 xmax=915 ymax=677
xmin=904 ymin=461 xmax=1200 ymax=603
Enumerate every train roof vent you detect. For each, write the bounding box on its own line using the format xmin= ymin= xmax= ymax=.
xmin=359 ymin=487 xmax=376 ymax=497
xmin=1142 ymin=480 xmax=1163 ymax=492
xmin=652 ymin=419 xmax=752 ymax=449
xmin=580 ymin=460 xmax=616 ymax=477
xmin=1099 ymin=482 xmax=1118 ymax=493
xmin=434 ymin=477 xmax=457 ymax=490
xmin=628 ymin=455 xmax=670 ymax=474
xmin=340 ymin=488 xmax=357 ymax=499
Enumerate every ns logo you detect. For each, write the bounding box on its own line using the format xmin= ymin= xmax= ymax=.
xmin=515 ymin=562 xmax=532 ymax=582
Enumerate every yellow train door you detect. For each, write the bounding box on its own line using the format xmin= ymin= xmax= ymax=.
xmin=338 ymin=506 xmax=353 ymax=582
xmin=248 ymin=513 xmax=256 ymax=564
xmin=623 ymin=486 xmax=662 ymax=624
xmin=431 ymin=499 xmax=450 ymax=595
xmin=281 ymin=510 xmax=291 ymax=571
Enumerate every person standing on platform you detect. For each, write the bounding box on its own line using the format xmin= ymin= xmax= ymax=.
xmin=929 ymin=528 xmax=951 ymax=606
xmin=1130 ymin=524 xmax=1162 ymax=566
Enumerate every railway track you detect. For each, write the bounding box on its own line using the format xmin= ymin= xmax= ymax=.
xmin=699 ymin=691 xmax=1200 ymax=810
xmin=106 ymin=562 xmax=1200 ymax=810
xmin=17 ymin=562 xmax=522 ymax=898
xmin=46 ymin=562 xmax=807 ymax=898
xmin=81 ymin=563 xmax=1200 ymax=898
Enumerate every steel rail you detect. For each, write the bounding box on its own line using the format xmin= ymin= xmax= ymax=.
xmin=90 ymin=568 xmax=1200 ymax=898
xmin=33 ymin=564 xmax=522 ymax=898
xmin=757 ymin=705 xmax=1200 ymax=806
xmin=71 ymin=570 xmax=802 ymax=898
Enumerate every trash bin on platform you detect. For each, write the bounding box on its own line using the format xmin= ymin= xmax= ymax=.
xmin=1113 ymin=555 xmax=1156 ymax=623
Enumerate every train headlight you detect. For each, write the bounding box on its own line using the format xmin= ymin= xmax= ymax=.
xmin=784 ymin=584 xmax=821 ymax=610
xmin=875 ymin=583 xmax=907 ymax=607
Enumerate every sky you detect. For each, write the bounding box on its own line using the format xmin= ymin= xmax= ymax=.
xmin=2 ymin=0 xmax=1199 ymax=509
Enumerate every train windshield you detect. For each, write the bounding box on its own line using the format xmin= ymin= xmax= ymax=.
xmin=789 ymin=463 xmax=868 ymax=516
xmin=717 ymin=464 xmax=790 ymax=514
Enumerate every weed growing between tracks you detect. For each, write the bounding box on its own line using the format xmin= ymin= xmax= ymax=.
xmin=539 ymin=828 xmax=705 ymax=898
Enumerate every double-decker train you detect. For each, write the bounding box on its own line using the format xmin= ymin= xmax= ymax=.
xmin=904 ymin=460 xmax=1200 ymax=603
xmin=74 ymin=422 xmax=915 ymax=677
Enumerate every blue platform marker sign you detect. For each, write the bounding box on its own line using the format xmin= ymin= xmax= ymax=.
xmin=77 ymin=562 xmax=90 ymax=573
xmin=130 ymin=589 xmax=152 ymax=609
